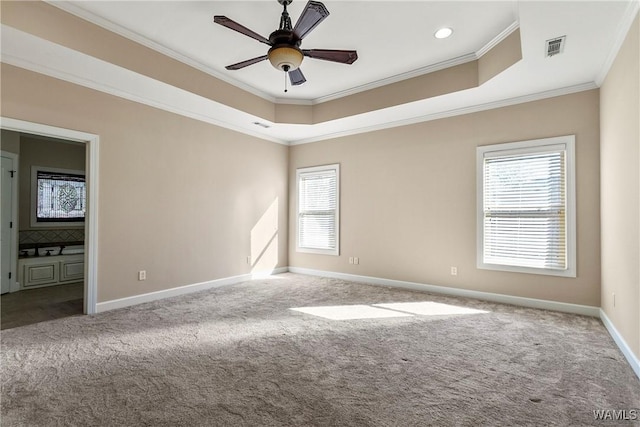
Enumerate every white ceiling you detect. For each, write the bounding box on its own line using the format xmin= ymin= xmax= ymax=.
xmin=4 ymin=1 xmax=637 ymax=144
xmin=58 ymin=1 xmax=522 ymax=102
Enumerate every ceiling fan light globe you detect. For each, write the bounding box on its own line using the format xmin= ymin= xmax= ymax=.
xmin=268 ymin=46 xmax=303 ymax=71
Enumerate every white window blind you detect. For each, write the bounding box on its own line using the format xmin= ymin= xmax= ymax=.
xmin=297 ymin=164 xmax=339 ymax=255
xmin=477 ymin=136 xmax=576 ymax=277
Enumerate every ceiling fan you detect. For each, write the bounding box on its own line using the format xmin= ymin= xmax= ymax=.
xmin=213 ymin=0 xmax=358 ymax=91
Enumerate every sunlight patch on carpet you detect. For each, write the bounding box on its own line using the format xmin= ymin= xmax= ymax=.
xmin=373 ymin=302 xmax=490 ymax=316
xmin=290 ymin=305 xmax=414 ymax=320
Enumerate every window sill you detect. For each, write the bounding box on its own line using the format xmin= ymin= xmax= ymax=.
xmin=297 ymin=247 xmax=339 ymax=256
xmin=477 ymin=262 xmax=576 ymax=278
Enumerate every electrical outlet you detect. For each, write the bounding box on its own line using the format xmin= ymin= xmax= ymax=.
xmin=138 ymin=270 xmax=146 ymax=281
xmin=451 ymin=267 xmax=458 ymax=276
xmin=354 ymin=257 xmax=359 ymax=265
xmin=349 ymin=257 xmax=354 ymax=264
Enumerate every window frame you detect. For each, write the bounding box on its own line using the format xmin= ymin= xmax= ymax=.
xmin=30 ymin=166 xmax=86 ymax=228
xmin=296 ymin=163 xmax=340 ymax=256
xmin=476 ymin=135 xmax=576 ymax=277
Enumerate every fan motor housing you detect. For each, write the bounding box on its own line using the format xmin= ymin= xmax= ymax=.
xmin=269 ymin=29 xmax=300 ymax=47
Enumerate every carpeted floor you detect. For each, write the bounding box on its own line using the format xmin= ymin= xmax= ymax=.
xmin=1 ymin=273 xmax=639 ymax=426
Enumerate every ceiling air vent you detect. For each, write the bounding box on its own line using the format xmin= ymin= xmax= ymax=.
xmin=545 ymin=36 xmax=566 ymax=57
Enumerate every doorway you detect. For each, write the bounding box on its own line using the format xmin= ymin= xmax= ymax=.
xmin=0 ymin=117 xmax=99 ymax=318
xmin=1 ymin=134 xmax=86 ymax=329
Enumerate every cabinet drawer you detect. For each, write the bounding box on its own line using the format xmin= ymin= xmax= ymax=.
xmin=23 ymin=263 xmax=58 ymax=287
xmin=60 ymin=260 xmax=84 ymax=282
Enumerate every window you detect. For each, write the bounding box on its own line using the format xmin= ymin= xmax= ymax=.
xmin=477 ymin=136 xmax=576 ymax=277
xmin=297 ymin=164 xmax=340 ymax=255
xmin=31 ymin=166 xmax=86 ymax=227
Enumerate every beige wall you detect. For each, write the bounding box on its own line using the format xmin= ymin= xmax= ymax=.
xmin=600 ymin=13 xmax=640 ymax=359
xmin=1 ymin=64 xmax=289 ymax=303
xmin=478 ymin=29 xmax=522 ymax=85
xmin=312 ymin=61 xmax=479 ymax=123
xmin=1 ymin=130 xmax=20 ymax=154
xmin=0 ymin=1 xmax=275 ymax=122
xmin=2 ymin=1 xmax=634 ymax=345
xmin=18 ymin=136 xmax=86 ymax=230
xmin=290 ymin=90 xmax=601 ymax=306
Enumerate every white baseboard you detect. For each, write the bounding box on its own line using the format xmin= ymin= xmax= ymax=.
xmin=96 ymin=267 xmax=288 ymax=313
xmin=288 ymin=267 xmax=601 ymax=317
xmin=600 ymin=309 xmax=640 ymax=380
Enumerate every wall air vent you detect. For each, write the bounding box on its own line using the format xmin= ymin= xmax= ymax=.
xmin=545 ymin=36 xmax=566 ymax=57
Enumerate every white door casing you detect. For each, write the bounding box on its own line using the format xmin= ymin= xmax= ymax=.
xmin=1 ymin=153 xmax=18 ymax=294
xmin=0 ymin=118 xmax=99 ymax=314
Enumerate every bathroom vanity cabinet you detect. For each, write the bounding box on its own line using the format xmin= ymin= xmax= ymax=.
xmin=18 ymin=254 xmax=84 ymax=289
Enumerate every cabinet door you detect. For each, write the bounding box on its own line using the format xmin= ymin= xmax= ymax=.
xmin=23 ymin=262 xmax=58 ymax=287
xmin=60 ymin=260 xmax=84 ymax=282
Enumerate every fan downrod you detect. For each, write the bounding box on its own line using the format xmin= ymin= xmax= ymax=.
xmin=277 ymin=0 xmax=293 ymax=31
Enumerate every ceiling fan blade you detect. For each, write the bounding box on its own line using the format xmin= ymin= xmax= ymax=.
xmin=213 ymin=16 xmax=271 ymax=45
xmin=289 ymin=68 xmax=307 ymax=86
xmin=303 ymin=49 xmax=358 ymax=64
xmin=225 ymin=55 xmax=269 ymax=70
xmin=293 ymin=1 xmax=329 ymax=41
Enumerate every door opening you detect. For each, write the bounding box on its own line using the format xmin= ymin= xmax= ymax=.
xmin=0 ymin=118 xmax=99 ymax=315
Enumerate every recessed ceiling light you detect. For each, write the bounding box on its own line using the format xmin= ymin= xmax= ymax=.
xmin=434 ymin=27 xmax=453 ymax=39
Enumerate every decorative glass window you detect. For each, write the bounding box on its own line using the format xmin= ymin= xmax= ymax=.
xmin=31 ymin=167 xmax=85 ymax=227
xmin=477 ymin=136 xmax=576 ymax=277
xmin=297 ymin=164 xmax=340 ymax=255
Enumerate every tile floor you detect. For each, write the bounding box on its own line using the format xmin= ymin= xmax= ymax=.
xmin=1 ymin=282 xmax=84 ymax=330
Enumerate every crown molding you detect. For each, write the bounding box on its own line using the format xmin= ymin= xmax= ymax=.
xmin=310 ymin=53 xmax=478 ymax=105
xmin=45 ymin=0 xmax=278 ymax=104
xmin=594 ymin=0 xmax=639 ymax=86
xmin=272 ymin=97 xmax=314 ymax=106
xmin=0 ymin=25 xmax=286 ymax=145
xmin=302 ymin=20 xmax=518 ymax=106
xmin=476 ymin=21 xmax=520 ymax=58
xmin=1 ymin=21 xmax=600 ymax=148
xmin=290 ymin=82 xmax=598 ymax=145
xmin=45 ymin=1 xmax=523 ymax=108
